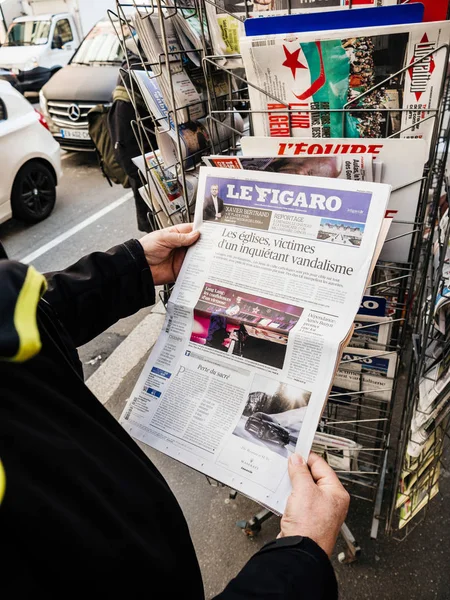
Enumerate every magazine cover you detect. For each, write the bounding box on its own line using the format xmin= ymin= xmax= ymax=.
xmin=120 ymin=167 xmax=391 ymax=513
xmin=240 ymin=20 xmax=450 ymax=143
xmin=133 ymin=150 xmax=198 ymax=226
xmin=241 ymin=136 xmax=429 ymax=262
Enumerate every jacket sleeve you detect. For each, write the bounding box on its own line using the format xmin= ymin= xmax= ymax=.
xmin=44 ymin=239 xmax=155 ymax=348
xmin=213 ymin=536 xmax=338 ymax=600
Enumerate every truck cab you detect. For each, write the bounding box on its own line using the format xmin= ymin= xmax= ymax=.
xmin=0 ymin=12 xmax=79 ymax=93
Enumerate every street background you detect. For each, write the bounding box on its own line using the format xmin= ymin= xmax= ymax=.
xmin=2 ymin=150 xmax=450 ymax=599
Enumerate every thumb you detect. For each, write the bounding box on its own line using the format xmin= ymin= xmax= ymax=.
xmin=166 ymin=230 xmax=200 ymax=249
xmin=288 ymin=453 xmax=313 ymax=491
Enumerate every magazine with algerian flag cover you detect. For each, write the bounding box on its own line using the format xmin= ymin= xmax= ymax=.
xmin=241 ymin=136 xmax=429 ymax=262
xmin=240 ymin=20 xmax=450 ymax=144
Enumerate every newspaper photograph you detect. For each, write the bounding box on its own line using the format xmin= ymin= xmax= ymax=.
xmin=203 ymin=154 xmax=373 ymax=181
xmin=241 ymin=136 xmax=429 ymax=262
xmin=240 ymin=20 xmax=450 ymax=143
xmin=120 ymin=167 xmax=391 ymax=512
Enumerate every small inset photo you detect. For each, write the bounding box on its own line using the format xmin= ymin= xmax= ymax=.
xmin=317 ymin=218 xmax=365 ymax=247
xmin=233 ymin=374 xmax=311 ymax=458
xmin=190 ymin=283 xmax=303 ymax=369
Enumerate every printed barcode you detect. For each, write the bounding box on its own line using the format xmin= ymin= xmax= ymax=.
xmin=123 ymin=398 xmax=136 ymax=420
xmin=252 ymin=40 xmax=275 ymax=48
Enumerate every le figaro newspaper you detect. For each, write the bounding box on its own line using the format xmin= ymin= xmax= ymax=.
xmin=121 ymin=168 xmax=391 ymax=513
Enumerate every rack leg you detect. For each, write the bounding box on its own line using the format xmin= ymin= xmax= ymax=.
xmin=338 ymin=522 xmax=361 ymax=564
xmin=371 ymin=447 xmax=388 ymax=539
xmin=236 ymin=509 xmax=273 ymax=537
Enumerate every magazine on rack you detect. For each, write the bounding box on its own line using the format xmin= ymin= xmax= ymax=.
xmin=203 ymin=153 xmax=373 ymax=181
xmin=240 ymin=20 xmax=450 ymax=143
xmin=241 ymin=136 xmax=429 ymax=262
xmin=333 ymin=347 xmax=397 ymax=402
xmin=206 ymin=0 xmax=397 ymax=64
xmin=312 ymin=431 xmax=362 ymax=472
xmin=351 ymin=314 xmax=392 ymax=348
xmin=132 ymin=70 xmax=244 ymax=169
xmin=120 ymin=167 xmax=392 ymax=513
xmin=133 ymin=151 xmax=198 ymax=226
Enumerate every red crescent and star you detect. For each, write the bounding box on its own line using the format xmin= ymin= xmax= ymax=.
xmin=282 ymin=45 xmax=307 ymax=79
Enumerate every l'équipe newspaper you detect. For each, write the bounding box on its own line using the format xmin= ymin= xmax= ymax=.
xmin=121 ymin=168 xmax=391 ymax=513
xmin=240 ymin=20 xmax=450 ymax=144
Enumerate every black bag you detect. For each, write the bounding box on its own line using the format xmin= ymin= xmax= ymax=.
xmin=87 ymin=86 xmax=132 ymax=188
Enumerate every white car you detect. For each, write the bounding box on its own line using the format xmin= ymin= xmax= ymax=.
xmin=0 ymin=80 xmax=62 ymax=224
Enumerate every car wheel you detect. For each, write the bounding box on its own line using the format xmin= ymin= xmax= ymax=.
xmin=11 ymin=161 xmax=56 ymax=224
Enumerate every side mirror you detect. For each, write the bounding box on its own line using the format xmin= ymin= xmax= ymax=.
xmin=52 ymin=34 xmax=63 ymax=50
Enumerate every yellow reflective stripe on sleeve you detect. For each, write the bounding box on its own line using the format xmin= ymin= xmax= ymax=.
xmin=0 ymin=460 xmax=5 ymax=505
xmin=12 ymin=266 xmax=47 ymax=363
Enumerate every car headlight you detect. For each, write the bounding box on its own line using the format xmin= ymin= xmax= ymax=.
xmin=21 ymin=58 xmax=39 ymax=72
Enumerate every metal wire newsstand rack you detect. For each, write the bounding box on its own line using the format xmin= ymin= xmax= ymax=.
xmin=110 ymin=0 xmax=450 ymax=561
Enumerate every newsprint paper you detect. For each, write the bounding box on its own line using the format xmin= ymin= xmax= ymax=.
xmin=240 ymin=20 xmax=450 ymax=144
xmin=121 ymin=168 xmax=391 ymax=513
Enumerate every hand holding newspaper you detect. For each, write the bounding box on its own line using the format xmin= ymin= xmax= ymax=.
xmin=121 ymin=167 xmax=392 ymax=513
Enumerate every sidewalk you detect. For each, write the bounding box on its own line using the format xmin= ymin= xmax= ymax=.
xmin=89 ymin=312 xmax=450 ymax=600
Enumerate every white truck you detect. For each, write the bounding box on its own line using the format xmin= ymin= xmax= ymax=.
xmin=0 ymin=0 xmax=116 ymax=93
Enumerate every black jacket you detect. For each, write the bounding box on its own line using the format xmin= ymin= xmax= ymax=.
xmin=0 ymin=240 xmax=338 ymax=598
xmin=203 ymin=194 xmax=225 ymax=221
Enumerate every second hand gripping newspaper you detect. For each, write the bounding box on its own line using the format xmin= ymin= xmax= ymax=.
xmin=121 ymin=167 xmax=391 ymax=513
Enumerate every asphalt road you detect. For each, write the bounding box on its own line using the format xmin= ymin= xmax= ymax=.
xmin=0 ymin=150 xmax=152 ymax=377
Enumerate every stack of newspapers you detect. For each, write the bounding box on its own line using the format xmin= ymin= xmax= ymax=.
xmin=121 ymin=1 xmax=450 ymax=513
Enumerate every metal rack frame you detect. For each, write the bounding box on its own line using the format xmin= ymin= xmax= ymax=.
xmin=111 ymin=0 xmax=450 ymax=554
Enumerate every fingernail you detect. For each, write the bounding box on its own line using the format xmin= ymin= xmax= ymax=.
xmin=290 ymin=454 xmax=305 ymax=466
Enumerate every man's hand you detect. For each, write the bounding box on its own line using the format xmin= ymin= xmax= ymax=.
xmin=279 ymin=453 xmax=350 ymax=556
xmin=139 ymin=224 xmax=200 ymax=285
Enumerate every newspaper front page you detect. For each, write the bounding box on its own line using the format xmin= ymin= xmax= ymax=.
xmin=240 ymin=20 xmax=450 ymax=143
xmin=121 ymin=167 xmax=390 ymax=513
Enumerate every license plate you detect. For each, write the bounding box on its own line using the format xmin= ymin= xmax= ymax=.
xmin=60 ymin=128 xmax=90 ymax=140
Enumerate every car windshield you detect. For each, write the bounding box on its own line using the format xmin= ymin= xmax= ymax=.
xmin=5 ymin=20 xmax=51 ymax=46
xmin=71 ymin=20 xmax=126 ymax=65
xmin=255 ymin=413 xmax=275 ymax=422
